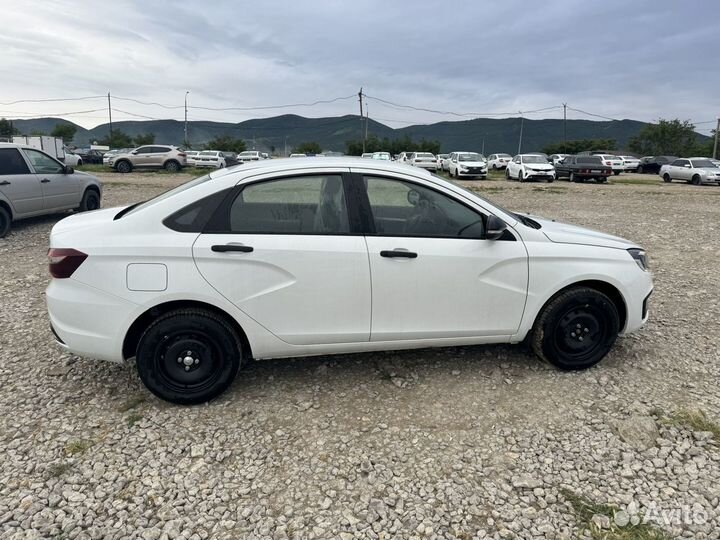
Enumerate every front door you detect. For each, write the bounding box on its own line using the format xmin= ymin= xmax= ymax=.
xmin=0 ymin=147 xmax=44 ymax=216
xmin=358 ymin=175 xmax=528 ymax=341
xmin=192 ymin=172 xmax=371 ymax=346
xmin=23 ymin=148 xmax=80 ymax=211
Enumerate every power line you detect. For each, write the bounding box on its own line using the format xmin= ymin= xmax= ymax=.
xmin=188 ymin=94 xmax=356 ymax=112
xmin=0 ymin=95 xmax=106 ymax=106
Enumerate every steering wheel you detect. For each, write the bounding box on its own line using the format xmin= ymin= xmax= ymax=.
xmin=456 ymin=219 xmax=484 ymax=237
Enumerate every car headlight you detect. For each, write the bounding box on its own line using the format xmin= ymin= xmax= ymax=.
xmin=628 ymin=248 xmax=649 ymax=271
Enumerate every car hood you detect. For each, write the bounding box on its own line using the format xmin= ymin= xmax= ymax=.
xmin=523 ymin=163 xmax=554 ymax=170
xmin=458 ymin=161 xmax=487 ymax=167
xmin=523 ymin=215 xmax=638 ymax=250
xmin=697 ymin=168 xmax=720 ymax=174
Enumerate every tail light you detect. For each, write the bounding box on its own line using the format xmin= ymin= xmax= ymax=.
xmin=178 ymin=152 xmax=186 ymax=157
xmin=48 ymin=248 xmax=87 ymax=278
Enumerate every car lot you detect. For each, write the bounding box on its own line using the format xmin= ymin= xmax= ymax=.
xmin=1 ymin=171 xmax=720 ymax=538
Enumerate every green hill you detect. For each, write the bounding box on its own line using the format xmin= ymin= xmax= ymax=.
xmin=7 ymin=114 xmax=710 ymax=154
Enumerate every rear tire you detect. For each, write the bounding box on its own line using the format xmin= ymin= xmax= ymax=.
xmin=164 ymin=160 xmax=180 ymax=172
xmin=614 ymin=171 xmax=620 ymax=176
xmin=0 ymin=206 xmax=11 ymax=238
xmin=116 ymin=160 xmax=132 ymax=173
xmin=663 ymin=174 xmax=672 ymax=183
xmin=637 ymin=165 xmax=644 ymax=174
xmin=78 ymin=189 xmax=101 ymax=212
xmin=136 ymin=309 xmax=242 ymax=405
xmin=531 ymin=287 xmax=620 ymax=371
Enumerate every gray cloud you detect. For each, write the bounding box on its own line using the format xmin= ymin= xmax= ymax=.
xmin=1 ymin=0 xmax=717 ymax=134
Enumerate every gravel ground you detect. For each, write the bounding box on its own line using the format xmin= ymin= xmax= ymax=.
xmin=1 ymin=171 xmax=719 ymax=540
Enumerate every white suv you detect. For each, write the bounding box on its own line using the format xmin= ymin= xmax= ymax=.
xmin=46 ymin=158 xmax=652 ymax=404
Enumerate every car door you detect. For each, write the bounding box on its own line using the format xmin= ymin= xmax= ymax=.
xmin=357 ymin=174 xmax=528 ymax=341
xmin=0 ymin=147 xmax=44 ymax=217
xmin=509 ymin=156 xmax=521 ymax=178
xmin=192 ymin=171 xmax=371 ymax=346
xmin=147 ymin=146 xmax=170 ymax=168
xmin=23 ymin=148 xmax=81 ymax=211
xmin=672 ymin=159 xmax=689 ymax=180
xmin=556 ymin=156 xmax=571 ymax=177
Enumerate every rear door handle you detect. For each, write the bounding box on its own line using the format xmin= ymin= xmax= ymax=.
xmin=211 ymin=244 xmax=254 ymax=253
xmin=380 ymin=249 xmax=417 ymax=259
xmin=41 ymin=178 xmax=51 ymax=183
xmin=0 ymin=181 xmax=10 ymax=186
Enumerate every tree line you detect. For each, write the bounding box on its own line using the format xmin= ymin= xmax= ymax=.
xmin=346 ymin=135 xmax=441 ymax=156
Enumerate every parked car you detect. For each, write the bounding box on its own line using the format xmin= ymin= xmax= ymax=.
xmin=397 ymin=152 xmax=412 ymax=163
xmin=76 ymin=149 xmax=104 ymax=165
xmin=185 ymin=151 xmax=200 ymax=167
xmin=361 ymin=153 xmax=374 ymax=159
xmin=637 ymin=156 xmax=678 ymax=175
xmin=436 ymin=153 xmax=449 ymax=169
xmin=549 ymin=154 xmax=570 ymax=166
xmin=0 ymin=143 xmax=102 ymax=238
xmin=506 ymin=154 xmax=556 ymax=182
xmin=372 ymin=152 xmax=392 ymax=161
xmin=409 ymin=152 xmax=437 ymax=171
xmin=659 ymin=157 xmax=720 ymax=185
xmin=103 ymin=148 xmax=131 ymax=165
xmin=554 ymin=155 xmax=612 ymax=183
xmin=221 ymin=152 xmax=239 ymax=166
xmin=289 ymin=153 xmax=306 ymax=158
xmin=62 ymin=150 xmax=83 ymax=167
xmin=487 ymin=154 xmax=513 ymax=170
xmin=194 ymin=150 xmax=226 ymax=168
xmin=108 ymin=145 xmax=187 ymax=173
xmin=618 ymin=155 xmax=640 ymax=172
xmin=45 ymin=157 xmax=653 ymax=404
xmin=447 ymin=152 xmax=488 ymax=179
xmin=237 ymin=151 xmax=262 ymax=163
xmin=440 ymin=153 xmax=453 ymax=171
xmin=594 ymin=155 xmax=624 ymax=175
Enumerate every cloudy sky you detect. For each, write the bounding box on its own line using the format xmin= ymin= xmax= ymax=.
xmin=1 ymin=0 xmax=717 ymax=134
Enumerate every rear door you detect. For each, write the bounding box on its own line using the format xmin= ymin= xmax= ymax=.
xmin=356 ymin=173 xmax=528 ymax=341
xmin=148 ymin=146 xmax=171 ymax=167
xmin=23 ymin=148 xmax=80 ymax=211
xmin=192 ymin=170 xmax=371 ymax=345
xmin=0 ymin=147 xmax=44 ymax=216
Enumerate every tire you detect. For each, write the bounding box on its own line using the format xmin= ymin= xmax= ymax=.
xmin=613 ymin=171 xmax=620 ymax=176
xmin=597 ymin=177 xmax=607 ymax=183
xmin=135 ymin=309 xmax=242 ymax=404
xmin=0 ymin=206 xmax=11 ymax=239
xmin=637 ymin=165 xmax=644 ymax=174
xmin=492 ymin=164 xmax=497 ymax=170
xmin=518 ymin=170 xmax=525 ymax=182
xmin=116 ymin=160 xmax=132 ymax=173
xmin=547 ymin=177 xmax=554 ymax=183
xmin=505 ymin=168 xmax=510 ymax=180
xmin=77 ymin=159 xmax=83 ymax=167
xmin=663 ymin=174 xmax=672 ymax=183
xmin=164 ymin=160 xmax=180 ymax=172
xmin=691 ymin=175 xmax=701 ymax=185
xmin=531 ymin=287 xmax=620 ymax=371
xmin=78 ymin=189 xmax=101 ymax=212
xmin=569 ymin=172 xmax=576 ymax=183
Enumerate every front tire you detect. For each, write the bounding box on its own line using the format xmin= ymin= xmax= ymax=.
xmin=0 ymin=206 xmax=11 ymax=238
xmin=136 ymin=309 xmax=242 ymax=404
xmin=691 ymin=175 xmax=701 ymax=185
xmin=614 ymin=171 xmax=620 ymax=176
xmin=116 ymin=160 xmax=132 ymax=173
xmin=78 ymin=189 xmax=101 ymax=212
xmin=505 ymin=168 xmax=510 ymax=180
xmin=637 ymin=165 xmax=644 ymax=174
xmin=531 ymin=287 xmax=620 ymax=370
xmin=663 ymin=174 xmax=671 ymax=183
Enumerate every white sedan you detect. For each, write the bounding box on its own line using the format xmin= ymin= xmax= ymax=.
xmin=487 ymin=154 xmax=513 ymax=170
xmin=618 ymin=155 xmax=640 ymax=172
xmin=193 ymin=150 xmax=226 ymax=168
xmin=409 ymin=152 xmax=437 ymax=171
xmin=506 ymin=154 xmax=556 ymax=182
xmin=46 ymin=158 xmax=652 ymax=404
xmin=446 ymin=152 xmax=487 ymax=179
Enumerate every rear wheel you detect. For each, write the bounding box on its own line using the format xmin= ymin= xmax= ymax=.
xmin=531 ymin=287 xmax=620 ymax=370
xmin=164 ymin=160 xmax=180 ymax=172
xmin=614 ymin=171 xmax=620 ymax=176
xmin=0 ymin=206 xmax=11 ymax=238
xmin=136 ymin=309 xmax=242 ymax=404
xmin=78 ymin=189 xmax=101 ymax=212
xmin=637 ymin=165 xmax=644 ymax=174
xmin=597 ymin=177 xmax=607 ymax=183
xmin=116 ymin=160 xmax=132 ymax=173
xmin=663 ymin=174 xmax=672 ymax=183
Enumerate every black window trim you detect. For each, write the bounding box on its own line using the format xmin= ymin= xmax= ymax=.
xmin=202 ymin=171 xmax=365 ymax=236
xmin=348 ymin=172 xmax=515 ymax=241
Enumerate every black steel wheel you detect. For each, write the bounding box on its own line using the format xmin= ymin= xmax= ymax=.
xmin=663 ymin=174 xmax=672 ymax=183
xmin=531 ymin=287 xmax=620 ymax=370
xmin=691 ymin=175 xmax=701 ymax=185
xmin=0 ymin=206 xmax=10 ymax=238
xmin=79 ymin=189 xmax=101 ymax=212
xmin=136 ymin=309 xmax=242 ymax=404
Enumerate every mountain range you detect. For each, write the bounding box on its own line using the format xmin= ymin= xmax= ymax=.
xmin=6 ymin=114 xmax=705 ymax=154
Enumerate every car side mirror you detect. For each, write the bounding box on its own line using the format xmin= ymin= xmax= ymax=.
xmin=64 ymin=165 xmax=74 ymax=174
xmin=485 ymin=215 xmax=507 ymax=240
xmin=684 ymin=164 xmax=691 ymax=168
xmin=131 ymin=150 xmax=138 ymax=155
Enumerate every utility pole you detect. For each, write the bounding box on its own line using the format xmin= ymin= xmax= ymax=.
xmin=184 ymin=91 xmax=189 ymax=148
xmin=107 ymin=92 xmax=113 ymax=137
xmin=364 ymin=100 xmax=369 ymax=146
xmin=563 ymin=103 xmax=567 ymax=154
xmin=284 ymin=136 xmax=288 ymax=157
xmin=714 ymin=118 xmax=720 ymax=159
xmin=358 ymin=87 xmax=365 ymax=153
xmin=517 ymin=113 xmax=524 ymax=154
xmin=481 ymin=136 xmax=485 ymax=156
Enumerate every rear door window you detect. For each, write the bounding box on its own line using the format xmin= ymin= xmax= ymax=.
xmin=23 ymin=149 xmax=64 ymax=174
xmin=0 ymin=148 xmax=31 ymax=175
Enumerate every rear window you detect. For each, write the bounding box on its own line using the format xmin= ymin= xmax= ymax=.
xmin=116 ymin=174 xmax=213 ymax=219
xmin=577 ymin=157 xmax=603 ymax=165
xmin=0 ymin=148 xmax=31 ymax=175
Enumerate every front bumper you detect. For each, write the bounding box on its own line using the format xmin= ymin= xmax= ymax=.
xmin=457 ymin=168 xmax=487 ymax=177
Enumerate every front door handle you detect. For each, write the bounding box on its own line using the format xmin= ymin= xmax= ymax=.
xmin=380 ymin=249 xmax=417 ymax=259
xmin=41 ymin=178 xmax=51 ymax=183
xmin=0 ymin=181 xmax=10 ymax=186
xmin=211 ymin=244 xmax=254 ymax=253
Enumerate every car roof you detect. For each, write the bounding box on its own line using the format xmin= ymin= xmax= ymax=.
xmin=0 ymin=142 xmax=35 ymax=150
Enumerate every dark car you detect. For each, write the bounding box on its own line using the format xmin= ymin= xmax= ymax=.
xmin=637 ymin=156 xmax=678 ymax=175
xmin=555 ymin=155 xmax=612 ymax=183
xmin=75 ymin=149 xmax=105 ymax=165
xmin=221 ymin=152 xmax=239 ymax=166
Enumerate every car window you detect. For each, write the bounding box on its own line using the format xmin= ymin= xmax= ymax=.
xmin=135 ymin=147 xmax=152 ymax=154
xmin=691 ymin=159 xmax=715 ymax=168
xmin=364 ymin=176 xmax=485 ymax=239
xmin=0 ymin=148 xmax=31 ymax=175
xmin=152 ymin=146 xmax=170 ymax=153
xmin=24 ymin=149 xmax=64 ymax=174
xmin=227 ymin=175 xmax=349 ymax=234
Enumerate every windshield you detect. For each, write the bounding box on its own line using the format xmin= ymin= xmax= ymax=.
xmin=497 ymin=154 xmax=512 ymax=158
xmin=692 ymin=159 xmax=717 ymax=168
xmin=522 ymin=155 xmax=547 ymax=164
xmin=458 ymin=153 xmax=484 ymax=162
xmin=199 ymin=151 xmax=216 ymax=156
xmin=415 ymin=153 xmax=434 ymax=158
xmin=238 ymin=152 xmax=257 ymax=156
xmin=117 ymin=174 xmax=213 ymax=219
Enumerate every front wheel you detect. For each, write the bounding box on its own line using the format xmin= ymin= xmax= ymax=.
xmin=637 ymin=165 xmax=644 ymax=174
xmin=116 ymin=160 xmax=132 ymax=174
xmin=663 ymin=174 xmax=672 ymax=183
xmin=614 ymin=171 xmax=620 ymax=176
xmin=136 ymin=309 xmax=242 ymax=404
xmin=531 ymin=287 xmax=620 ymax=370
xmin=505 ymin=168 xmax=510 ymax=180
xmin=691 ymin=175 xmax=701 ymax=185
xmin=0 ymin=206 xmax=11 ymax=238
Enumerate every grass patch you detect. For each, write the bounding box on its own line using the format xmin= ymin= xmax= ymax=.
xmin=65 ymin=439 xmax=93 ymax=455
xmin=532 ymin=186 xmax=567 ymax=194
xmin=127 ymin=412 xmax=144 ymax=427
xmin=664 ymin=409 xmax=720 ymax=440
xmin=47 ymin=462 xmax=73 ymax=477
xmin=612 ymin=178 xmax=662 ymax=186
xmin=117 ymin=395 xmax=146 ymax=412
xmin=561 ymin=489 xmax=672 ymax=540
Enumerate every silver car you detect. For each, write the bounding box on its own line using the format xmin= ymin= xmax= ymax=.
xmin=0 ymin=143 xmax=102 ymax=238
xmin=660 ymin=157 xmax=720 ymax=185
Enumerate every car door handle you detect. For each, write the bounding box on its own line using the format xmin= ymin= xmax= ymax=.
xmin=0 ymin=181 xmax=10 ymax=186
xmin=211 ymin=244 xmax=254 ymax=253
xmin=380 ymin=249 xmax=418 ymax=259
xmin=41 ymin=178 xmax=51 ymax=183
